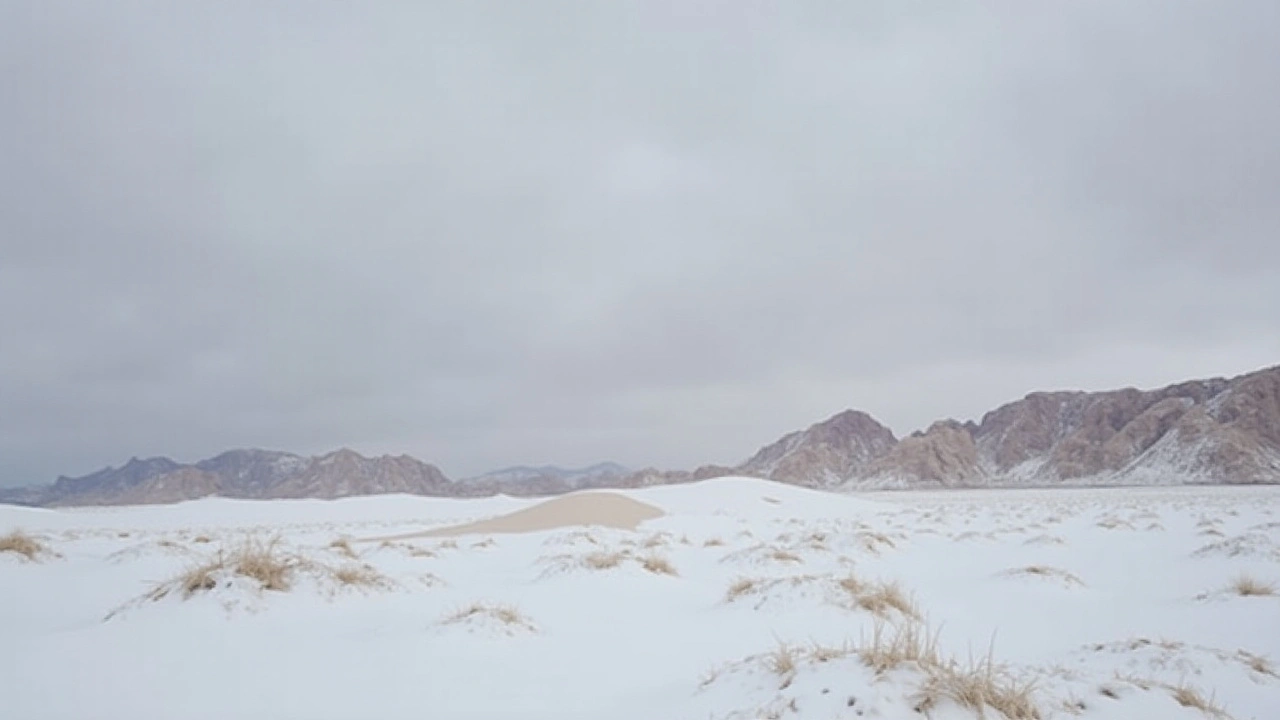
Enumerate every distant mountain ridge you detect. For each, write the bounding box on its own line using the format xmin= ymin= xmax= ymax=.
xmin=4 ymin=448 xmax=452 ymax=507
xmin=2 ymin=365 xmax=1277 ymax=506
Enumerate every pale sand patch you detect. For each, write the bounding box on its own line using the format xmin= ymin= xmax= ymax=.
xmin=370 ymin=492 xmax=666 ymax=540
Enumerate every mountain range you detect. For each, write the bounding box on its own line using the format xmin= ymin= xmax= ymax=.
xmin=3 ymin=365 xmax=1277 ymax=506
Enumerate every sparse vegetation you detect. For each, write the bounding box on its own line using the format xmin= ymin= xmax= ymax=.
xmin=764 ymin=643 xmax=798 ymax=685
xmin=857 ymin=621 xmax=941 ymax=674
xmin=0 ymin=529 xmax=47 ymax=561
xmin=332 ymin=563 xmax=388 ymax=589
xmin=726 ymin=577 xmax=760 ymax=602
xmin=582 ymin=551 xmax=628 ymax=570
xmin=640 ymin=553 xmax=678 ymax=576
xmin=769 ymin=548 xmax=803 ymax=563
xmin=441 ymin=602 xmax=536 ymax=633
xmin=329 ymin=537 xmax=358 ymax=559
xmin=1228 ymin=573 xmax=1276 ymax=597
xmin=919 ymin=653 xmax=1040 ymax=720
xmin=1002 ymin=565 xmax=1085 ymax=587
xmin=150 ymin=537 xmax=300 ymax=600
xmin=1171 ymin=682 xmax=1230 ymax=718
xmin=849 ymin=579 xmax=919 ymax=619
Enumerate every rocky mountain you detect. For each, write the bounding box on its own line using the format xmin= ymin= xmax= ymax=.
xmin=736 ymin=410 xmax=898 ymax=487
xmin=752 ymin=365 xmax=1280 ymax=488
xmin=3 ymin=448 xmax=452 ymax=506
xmin=457 ymin=462 xmax=631 ymax=496
xmin=3 ymin=365 xmax=1276 ymax=507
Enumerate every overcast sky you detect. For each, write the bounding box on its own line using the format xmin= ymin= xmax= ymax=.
xmin=2 ymin=1 xmax=1278 ymax=485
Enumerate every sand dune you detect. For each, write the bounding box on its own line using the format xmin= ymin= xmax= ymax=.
xmin=376 ymin=492 xmax=665 ymax=539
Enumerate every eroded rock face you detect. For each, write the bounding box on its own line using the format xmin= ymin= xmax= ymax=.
xmin=865 ymin=420 xmax=981 ymax=486
xmin=736 ymin=410 xmax=897 ymax=487
xmin=737 ymin=365 xmax=1280 ymax=487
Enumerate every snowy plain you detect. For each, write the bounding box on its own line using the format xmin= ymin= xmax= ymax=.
xmin=1 ymin=477 xmax=1278 ymax=720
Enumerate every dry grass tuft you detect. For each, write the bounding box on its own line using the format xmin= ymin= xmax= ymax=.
xmin=234 ymin=538 xmax=294 ymax=591
xmin=857 ymin=621 xmax=941 ymax=674
xmin=329 ymin=537 xmax=358 ymax=559
xmin=640 ymin=553 xmax=678 ymax=576
xmin=769 ymin=548 xmax=803 ymax=563
xmin=838 ymin=573 xmax=865 ymax=596
xmin=851 ymin=621 xmax=1040 ymax=718
xmin=153 ymin=537 xmax=298 ymax=600
xmin=726 ymin=576 xmax=760 ymax=602
xmin=0 ymin=530 xmax=47 ymax=561
xmin=1229 ymin=573 xmax=1276 ymax=597
xmin=807 ymin=640 xmax=854 ymax=663
xmin=1003 ymin=565 xmax=1085 ymax=587
xmin=583 ymin=551 xmax=628 ymax=570
xmin=331 ymin=563 xmax=388 ymax=588
xmin=1170 ymin=682 xmax=1230 ymax=718
xmin=441 ymin=602 xmax=536 ymax=632
xmin=764 ymin=643 xmax=798 ymax=685
xmin=852 ymin=580 xmax=920 ymax=619
xmin=921 ymin=654 xmax=1040 ymax=720
xmin=703 ymin=537 xmax=725 ymax=547
xmin=1236 ymin=650 xmax=1276 ymax=677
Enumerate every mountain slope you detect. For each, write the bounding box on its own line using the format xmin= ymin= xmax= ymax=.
xmin=12 ymin=449 xmax=452 ymax=506
xmin=736 ymin=410 xmax=897 ymax=487
xmin=741 ymin=365 xmax=1280 ymax=488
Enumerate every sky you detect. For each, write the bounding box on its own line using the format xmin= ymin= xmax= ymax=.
xmin=2 ymin=1 xmax=1279 ymax=485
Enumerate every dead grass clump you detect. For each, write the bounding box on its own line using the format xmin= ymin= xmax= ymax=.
xmin=329 ymin=537 xmax=358 ymax=559
xmin=234 ymin=539 xmax=294 ymax=591
xmin=920 ymin=653 xmax=1040 ymax=720
xmin=642 ymin=533 xmax=670 ymax=549
xmin=726 ymin=576 xmax=760 ymax=602
xmin=807 ymin=640 xmax=854 ymax=663
xmin=838 ymin=574 xmax=865 ymax=596
xmin=1236 ymin=650 xmax=1276 ymax=677
xmin=640 ymin=553 xmax=678 ymax=576
xmin=852 ymin=580 xmax=920 ymax=619
xmin=441 ymin=602 xmax=536 ymax=632
xmin=173 ymin=561 xmax=221 ymax=598
xmin=0 ymin=530 xmax=47 ymax=561
xmin=769 ymin=548 xmax=803 ymax=563
xmin=154 ymin=537 xmax=298 ymax=600
xmin=1229 ymin=573 xmax=1276 ymax=597
xmin=582 ymin=551 xmax=628 ymax=570
xmin=703 ymin=537 xmax=725 ymax=547
xmin=764 ymin=643 xmax=798 ymax=686
xmin=1170 ymin=682 xmax=1229 ymax=718
xmin=857 ymin=621 xmax=941 ymax=675
xmin=331 ymin=563 xmax=388 ymax=588
xmin=1003 ymin=565 xmax=1085 ymax=587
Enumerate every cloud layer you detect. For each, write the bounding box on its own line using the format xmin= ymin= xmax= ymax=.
xmin=3 ymin=1 xmax=1278 ymax=483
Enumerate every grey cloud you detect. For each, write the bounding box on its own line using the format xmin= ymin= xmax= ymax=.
xmin=2 ymin=1 xmax=1278 ymax=485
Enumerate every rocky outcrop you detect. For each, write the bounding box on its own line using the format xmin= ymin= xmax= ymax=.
xmin=738 ymin=365 xmax=1280 ymax=488
xmin=736 ymin=410 xmax=897 ymax=487
xmin=5 ymin=365 xmax=1277 ymax=507
xmin=864 ymin=420 xmax=982 ymax=486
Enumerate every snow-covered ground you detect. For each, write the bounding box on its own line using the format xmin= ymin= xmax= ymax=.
xmin=2 ymin=478 xmax=1278 ymax=720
